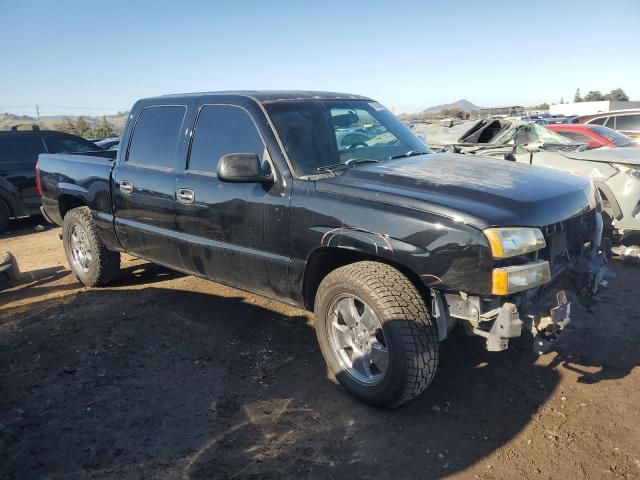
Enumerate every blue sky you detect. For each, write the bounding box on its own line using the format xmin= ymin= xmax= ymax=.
xmin=1 ymin=0 xmax=639 ymax=116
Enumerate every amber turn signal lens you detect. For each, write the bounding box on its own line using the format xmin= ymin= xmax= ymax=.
xmin=491 ymin=261 xmax=551 ymax=295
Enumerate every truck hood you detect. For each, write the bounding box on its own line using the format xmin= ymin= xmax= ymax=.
xmin=316 ymin=153 xmax=595 ymax=229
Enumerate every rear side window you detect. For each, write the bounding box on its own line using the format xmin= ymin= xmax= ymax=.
xmin=0 ymin=135 xmax=46 ymax=163
xmin=188 ymin=105 xmax=265 ymax=173
xmin=589 ymin=117 xmax=606 ymax=126
xmin=614 ymin=114 xmax=640 ymax=131
xmin=604 ymin=117 xmax=616 ymax=129
xmin=591 ymin=126 xmax=632 ymax=147
xmin=127 ymin=106 xmax=186 ymax=169
xmin=44 ymin=135 xmax=99 ymax=153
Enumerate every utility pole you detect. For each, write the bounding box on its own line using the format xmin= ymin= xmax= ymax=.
xmin=35 ymin=105 xmax=41 ymax=127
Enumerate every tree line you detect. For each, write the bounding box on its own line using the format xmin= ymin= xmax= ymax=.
xmin=53 ymin=115 xmax=120 ymax=138
xmin=573 ymin=88 xmax=629 ymax=102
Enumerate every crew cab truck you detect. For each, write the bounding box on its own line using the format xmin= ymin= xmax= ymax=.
xmin=37 ymin=91 xmax=609 ymax=407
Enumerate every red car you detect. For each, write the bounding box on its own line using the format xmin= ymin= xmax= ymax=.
xmin=545 ymin=124 xmax=634 ymax=149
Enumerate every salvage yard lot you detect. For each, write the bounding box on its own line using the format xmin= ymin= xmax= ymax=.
xmin=1 ymin=221 xmax=639 ymax=479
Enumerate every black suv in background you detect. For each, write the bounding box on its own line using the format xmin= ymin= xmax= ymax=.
xmin=0 ymin=127 xmax=101 ymax=232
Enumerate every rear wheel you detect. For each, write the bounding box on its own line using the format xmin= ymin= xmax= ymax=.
xmin=62 ymin=207 xmax=120 ymax=286
xmin=314 ymin=261 xmax=439 ymax=408
xmin=0 ymin=199 xmax=10 ymax=233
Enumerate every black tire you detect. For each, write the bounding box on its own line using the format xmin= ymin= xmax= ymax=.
xmin=314 ymin=261 xmax=439 ymax=408
xmin=62 ymin=207 xmax=120 ymax=287
xmin=0 ymin=199 xmax=10 ymax=233
xmin=0 ymin=251 xmax=19 ymax=289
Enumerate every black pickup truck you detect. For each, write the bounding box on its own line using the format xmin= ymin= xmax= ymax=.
xmin=37 ymin=91 xmax=610 ymax=407
xmin=0 ymin=127 xmax=102 ymax=232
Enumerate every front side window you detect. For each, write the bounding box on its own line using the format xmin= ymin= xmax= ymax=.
xmin=44 ymin=135 xmax=100 ymax=154
xmin=127 ymin=106 xmax=186 ymax=169
xmin=265 ymin=99 xmax=430 ymax=176
xmin=0 ymin=135 xmax=46 ymax=163
xmin=188 ymin=105 xmax=265 ymax=173
xmin=614 ymin=114 xmax=640 ymax=131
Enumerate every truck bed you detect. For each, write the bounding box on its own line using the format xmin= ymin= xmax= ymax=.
xmin=38 ymin=151 xmax=116 ymax=227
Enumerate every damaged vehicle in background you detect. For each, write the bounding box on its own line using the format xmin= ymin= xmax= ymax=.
xmin=415 ymin=119 xmax=640 ymax=244
xmin=545 ymin=124 xmax=635 ymax=150
xmin=37 ymin=91 xmax=610 ymax=407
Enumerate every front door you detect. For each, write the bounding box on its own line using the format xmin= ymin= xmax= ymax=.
xmin=174 ymin=103 xmax=291 ymax=298
xmin=112 ymin=105 xmax=187 ymax=269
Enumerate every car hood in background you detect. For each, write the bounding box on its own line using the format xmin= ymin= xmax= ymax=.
xmin=560 ymin=147 xmax=640 ymax=167
xmin=316 ymin=153 xmax=594 ymax=229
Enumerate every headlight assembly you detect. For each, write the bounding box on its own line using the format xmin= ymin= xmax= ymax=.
xmin=616 ymin=164 xmax=640 ymax=179
xmin=484 ymin=227 xmax=546 ymax=259
xmin=492 ymin=261 xmax=551 ymax=295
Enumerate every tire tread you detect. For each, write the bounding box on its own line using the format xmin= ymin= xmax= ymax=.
xmin=63 ymin=207 xmax=120 ymax=287
xmin=315 ymin=261 xmax=439 ymax=407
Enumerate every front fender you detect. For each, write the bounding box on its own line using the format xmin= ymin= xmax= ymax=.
xmin=319 ymin=226 xmax=395 ymax=259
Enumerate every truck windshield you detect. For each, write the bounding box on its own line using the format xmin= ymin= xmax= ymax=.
xmin=265 ymin=99 xmax=431 ymax=176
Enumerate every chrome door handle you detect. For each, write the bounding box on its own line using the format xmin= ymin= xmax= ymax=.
xmin=176 ymin=188 xmax=195 ymax=204
xmin=120 ymin=181 xmax=134 ymax=195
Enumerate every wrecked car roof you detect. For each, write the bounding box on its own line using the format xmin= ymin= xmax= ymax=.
xmin=412 ymin=121 xmax=481 ymax=145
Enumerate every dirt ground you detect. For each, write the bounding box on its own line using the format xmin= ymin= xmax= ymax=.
xmin=1 ymin=218 xmax=639 ymax=480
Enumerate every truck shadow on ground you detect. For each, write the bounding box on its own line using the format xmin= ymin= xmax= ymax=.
xmin=0 ymin=216 xmax=53 ymax=240
xmin=0 ymin=265 xmax=75 ymax=300
xmin=1 ymin=263 xmax=185 ymax=305
xmin=0 ymin=263 xmax=637 ymax=479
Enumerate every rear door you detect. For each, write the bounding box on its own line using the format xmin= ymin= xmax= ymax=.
xmin=174 ymin=102 xmax=291 ymax=297
xmin=0 ymin=133 xmax=47 ymax=215
xmin=614 ymin=114 xmax=640 ymax=137
xmin=112 ymin=104 xmax=188 ymax=269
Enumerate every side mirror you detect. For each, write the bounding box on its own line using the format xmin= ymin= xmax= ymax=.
xmin=523 ymin=141 xmax=543 ymax=152
xmin=217 ymin=153 xmax=274 ymax=184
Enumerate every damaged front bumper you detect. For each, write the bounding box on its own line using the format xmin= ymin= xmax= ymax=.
xmin=434 ymin=248 xmax=612 ymax=354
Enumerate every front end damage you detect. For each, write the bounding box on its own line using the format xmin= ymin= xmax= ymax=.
xmin=433 ymin=210 xmax=613 ymax=354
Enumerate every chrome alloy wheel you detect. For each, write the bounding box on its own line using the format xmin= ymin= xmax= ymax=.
xmin=327 ymin=294 xmax=389 ymax=385
xmin=69 ymin=224 xmax=92 ymax=273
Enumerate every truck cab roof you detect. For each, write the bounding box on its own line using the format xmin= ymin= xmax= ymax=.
xmin=152 ymin=90 xmax=372 ymax=104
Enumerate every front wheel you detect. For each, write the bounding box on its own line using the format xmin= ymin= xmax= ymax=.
xmin=63 ymin=207 xmax=120 ymax=287
xmin=314 ymin=261 xmax=439 ymax=408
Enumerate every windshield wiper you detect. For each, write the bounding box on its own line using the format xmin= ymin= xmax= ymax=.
xmin=316 ymin=158 xmax=379 ymax=174
xmin=389 ymin=150 xmax=430 ymax=160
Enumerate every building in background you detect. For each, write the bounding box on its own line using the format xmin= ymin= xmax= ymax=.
xmin=550 ymin=101 xmax=640 ymax=116
xmin=473 ymin=106 xmax=524 ymax=119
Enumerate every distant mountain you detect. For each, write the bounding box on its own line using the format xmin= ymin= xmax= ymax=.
xmin=422 ymin=99 xmax=479 ymax=113
xmin=0 ymin=112 xmax=128 ymax=133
